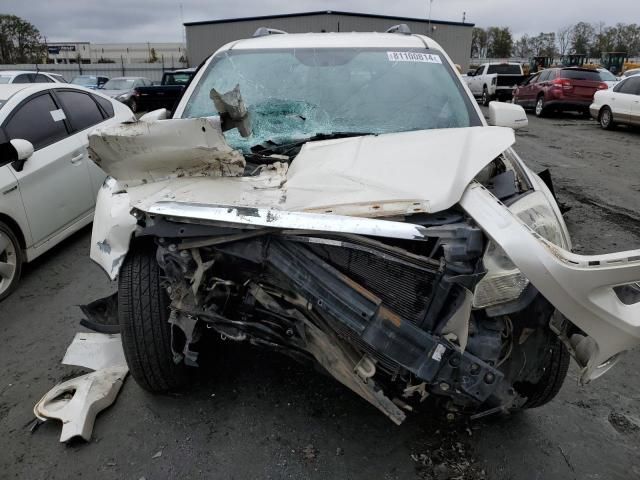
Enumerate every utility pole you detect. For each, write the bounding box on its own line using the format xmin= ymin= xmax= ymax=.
xmin=428 ymin=0 xmax=434 ymax=34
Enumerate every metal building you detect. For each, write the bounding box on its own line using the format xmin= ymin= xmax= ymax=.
xmin=184 ymin=10 xmax=474 ymax=69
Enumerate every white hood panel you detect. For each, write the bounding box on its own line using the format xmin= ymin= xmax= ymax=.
xmin=121 ymin=125 xmax=515 ymax=218
xmin=284 ymin=127 xmax=515 ymax=215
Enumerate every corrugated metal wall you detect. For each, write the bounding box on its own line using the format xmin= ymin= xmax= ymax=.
xmin=186 ymin=13 xmax=472 ymax=69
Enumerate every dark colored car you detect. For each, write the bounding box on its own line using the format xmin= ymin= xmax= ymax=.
xmin=513 ymin=67 xmax=608 ymax=117
xmin=132 ymin=68 xmax=195 ymax=113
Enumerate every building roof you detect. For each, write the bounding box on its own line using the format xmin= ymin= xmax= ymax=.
xmin=184 ymin=10 xmax=474 ymax=28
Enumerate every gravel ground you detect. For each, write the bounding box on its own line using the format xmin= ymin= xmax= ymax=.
xmin=1 ymin=108 xmax=640 ymax=480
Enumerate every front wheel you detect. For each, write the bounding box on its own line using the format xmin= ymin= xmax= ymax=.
xmin=599 ymin=106 xmax=615 ymax=130
xmin=119 ymin=242 xmax=189 ymax=392
xmin=128 ymin=98 xmax=138 ymax=113
xmin=481 ymin=88 xmax=491 ymax=106
xmin=0 ymin=221 xmax=22 ymax=302
xmin=535 ymin=96 xmax=547 ymax=117
xmin=517 ymin=337 xmax=570 ymax=409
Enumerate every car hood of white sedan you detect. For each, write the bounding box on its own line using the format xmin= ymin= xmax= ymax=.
xmin=90 ymin=117 xmax=515 ymax=218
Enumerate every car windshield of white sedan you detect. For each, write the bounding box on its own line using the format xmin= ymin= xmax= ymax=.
xmin=182 ymin=48 xmax=480 ymax=152
xmin=0 ymin=76 xmax=12 ymax=84
xmin=103 ymin=79 xmax=135 ymax=90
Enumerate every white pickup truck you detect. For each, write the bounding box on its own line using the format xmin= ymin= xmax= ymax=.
xmin=465 ymin=62 xmax=525 ymax=106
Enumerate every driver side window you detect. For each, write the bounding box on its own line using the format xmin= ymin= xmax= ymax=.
xmin=3 ymin=93 xmax=69 ymax=150
xmin=475 ymin=66 xmax=485 ymax=76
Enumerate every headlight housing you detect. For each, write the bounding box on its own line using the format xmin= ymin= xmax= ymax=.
xmin=473 ymin=190 xmax=570 ymax=309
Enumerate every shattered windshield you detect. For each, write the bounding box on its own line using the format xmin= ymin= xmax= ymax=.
xmin=182 ymin=48 xmax=480 ymax=152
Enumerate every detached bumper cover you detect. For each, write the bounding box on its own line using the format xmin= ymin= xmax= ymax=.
xmin=460 ymin=182 xmax=640 ymax=382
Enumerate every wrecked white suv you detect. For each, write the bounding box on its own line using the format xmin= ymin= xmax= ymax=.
xmin=85 ymin=28 xmax=640 ymax=424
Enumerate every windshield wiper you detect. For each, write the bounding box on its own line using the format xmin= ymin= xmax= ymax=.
xmin=250 ymin=132 xmax=376 ymax=156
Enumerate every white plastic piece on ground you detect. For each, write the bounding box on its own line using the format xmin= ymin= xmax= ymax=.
xmin=62 ymin=333 xmax=127 ymax=371
xmin=33 ymin=366 xmax=128 ymax=442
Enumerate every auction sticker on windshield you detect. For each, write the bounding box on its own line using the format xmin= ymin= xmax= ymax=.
xmin=387 ymin=52 xmax=442 ymax=63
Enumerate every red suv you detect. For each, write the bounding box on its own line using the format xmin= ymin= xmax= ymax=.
xmin=513 ymin=67 xmax=608 ymax=117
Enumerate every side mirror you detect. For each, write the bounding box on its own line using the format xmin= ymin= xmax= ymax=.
xmin=139 ymin=108 xmax=169 ymax=122
xmin=9 ymin=139 xmax=34 ymax=172
xmin=467 ymin=70 xmax=475 ymax=76
xmin=488 ymin=102 xmax=528 ymax=130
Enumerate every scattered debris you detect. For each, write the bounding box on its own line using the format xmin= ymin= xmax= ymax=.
xmin=608 ymin=411 xmax=640 ymax=434
xmin=33 ymin=333 xmax=129 ymax=443
xmin=33 ymin=366 xmax=128 ymax=442
xmin=62 ymin=332 xmax=127 ymax=370
xmin=335 ymin=447 xmax=344 ymax=456
xmin=302 ymin=444 xmax=318 ymax=461
xmin=152 ymin=449 xmax=163 ymax=459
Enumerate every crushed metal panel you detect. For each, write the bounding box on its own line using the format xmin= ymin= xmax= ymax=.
xmin=90 ymin=177 xmax=137 ymax=281
xmin=460 ymin=181 xmax=640 ymax=382
xmin=33 ymin=366 xmax=128 ymax=442
xmin=88 ymin=117 xmax=245 ymax=187
xmin=283 ymin=127 xmax=515 ymax=216
xmin=128 ymin=162 xmax=289 ymax=212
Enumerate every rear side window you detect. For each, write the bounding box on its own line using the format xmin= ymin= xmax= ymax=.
xmin=34 ymin=74 xmax=53 ymax=83
xmin=93 ymin=94 xmax=115 ymax=118
xmin=13 ymin=74 xmax=32 ymax=83
xmin=487 ymin=64 xmax=521 ymax=75
xmin=560 ymin=69 xmax=601 ymax=81
xmin=4 ymin=93 xmax=68 ymax=150
xmin=56 ymin=90 xmax=104 ymax=131
xmin=616 ymin=77 xmax=640 ymax=94
xmin=538 ymin=70 xmax=551 ymax=82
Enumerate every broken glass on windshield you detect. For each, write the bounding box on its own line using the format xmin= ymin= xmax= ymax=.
xmin=182 ymin=48 xmax=481 ymax=153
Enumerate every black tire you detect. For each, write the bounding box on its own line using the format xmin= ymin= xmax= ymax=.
xmin=119 ymin=242 xmax=189 ymax=392
xmin=128 ymin=98 xmax=138 ymax=114
xmin=481 ymin=87 xmax=491 ymax=106
xmin=535 ymin=95 xmax=547 ymax=117
xmin=519 ymin=337 xmax=570 ymax=409
xmin=0 ymin=221 xmax=22 ymax=302
xmin=599 ymin=106 xmax=615 ymax=130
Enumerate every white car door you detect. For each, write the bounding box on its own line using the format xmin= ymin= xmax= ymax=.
xmin=471 ymin=66 xmax=485 ymax=95
xmin=612 ymin=77 xmax=640 ymax=122
xmin=53 ymin=89 xmax=116 ymax=196
xmin=2 ymin=91 xmax=95 ymax=245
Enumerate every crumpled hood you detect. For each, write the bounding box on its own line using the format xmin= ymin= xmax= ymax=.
xmin=123 ymin=125 xmax=515 ymax=218
xmin=90 ymin=117 xmax=515 ymax=218
xmin=283 ymin=126 xmax=515 ymax=215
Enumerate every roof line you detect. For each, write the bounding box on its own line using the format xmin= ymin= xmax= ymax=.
xmin=184 ymin=10 xmax=474 ymax=28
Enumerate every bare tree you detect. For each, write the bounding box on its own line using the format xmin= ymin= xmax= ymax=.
xmin=557 ymin=25 xmax=572 ymax=56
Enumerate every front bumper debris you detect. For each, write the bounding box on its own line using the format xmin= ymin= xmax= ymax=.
xmin=460 ymin=181 xmax=640 ymax=382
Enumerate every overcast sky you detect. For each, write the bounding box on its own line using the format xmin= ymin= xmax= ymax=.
xmin=4 ymin=0 xmax=639 ymax=43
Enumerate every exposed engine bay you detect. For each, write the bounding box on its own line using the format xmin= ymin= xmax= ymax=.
xmin=144 ymin=199 xmax=559 ymax=424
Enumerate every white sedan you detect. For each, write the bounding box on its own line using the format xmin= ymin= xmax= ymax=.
xmin=0 ymin=70 xmax=66 ymax=84
xmin=590 ymin=75 xmax=640 ymax=129
xmin=0 ymin=84 xmax=133 ymax=300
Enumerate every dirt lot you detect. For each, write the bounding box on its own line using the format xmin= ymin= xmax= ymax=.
xmin=1 ymin=110 xmax=640 ymax=480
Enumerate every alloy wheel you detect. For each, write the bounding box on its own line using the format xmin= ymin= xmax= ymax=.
xmin=0 ymin=232 xmax=17 ymax=297
xmin=535 ymin=98 xmax=544 ymax=116
xmin=601 ymin=109 xmax=611 ymax=128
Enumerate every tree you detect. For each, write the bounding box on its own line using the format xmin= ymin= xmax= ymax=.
xmin=0 ymin=14 xmax=46 ymax=64
xmin=570 ymin=22 xmax=595 ymax=54
xmin=487 ymin=27 xmax=513 ymax=57
xmin=557 ymin=25 xmax=573 ymax=56
xmin=471 ymin=27 xmax=488 ymax=58
xmin=513 ymin=34 xmax=532 ymax=58
xmin=148 ymin=47 xmax=158 ymax=63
